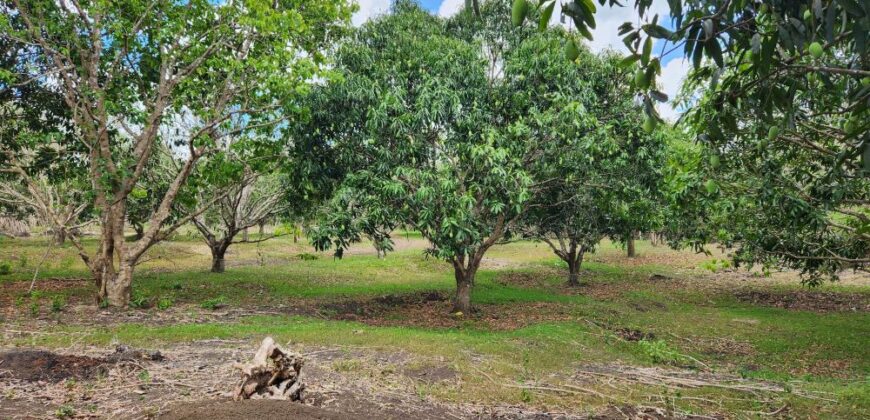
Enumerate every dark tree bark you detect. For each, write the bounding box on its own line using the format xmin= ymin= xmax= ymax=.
xmin=451 ymin=254 xmax=482 ymax=314
xmin=565 ymin=243 xmax=585 ymax=286
xmin=54 ymin=229 xmax=66 ymax=246
xmin=210 ymin=242 xmax=229 ymax=273
xmin=626 ymin=233 xmax=636 ymax=258
xmin=258 ymin=221 xmax=265 ymax=237
xmin=132 ymin=223 xmax=145 ymax=241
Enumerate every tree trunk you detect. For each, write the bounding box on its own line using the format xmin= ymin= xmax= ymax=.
xmin=211 ymin=245 xmax=227 ymax=273
xmin=133 ymin=224 xmax=145 ymax=241
xmin=258 ymin=221 xmax=265 ymax=237
xmin=451 ymin=256 xmax=480 ymax=314
xmin=454 ymin=276 xmax=472 ymax=314
xmin=105 ymin=263 xmax=134 ymax=308
xmin=242 ymin=228 xmax=249 ymax=242
xmin=54 ymin=229 xmax=66 ymax=246
xmin=627 ymin=234 xmax=636 ymax=258
xmin=564 ymin=243 xmax=585 ymax=286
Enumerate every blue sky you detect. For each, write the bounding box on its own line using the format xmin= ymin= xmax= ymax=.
xmin=353 ymin=0 xmax=689 ymax=120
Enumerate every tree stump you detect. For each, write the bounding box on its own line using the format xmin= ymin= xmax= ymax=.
xmin=232 ymin=337 xmax=305 ymax=401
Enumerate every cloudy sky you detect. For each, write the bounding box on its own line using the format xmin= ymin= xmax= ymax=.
xmin=353 ymin=0 xmax=689 ymax=120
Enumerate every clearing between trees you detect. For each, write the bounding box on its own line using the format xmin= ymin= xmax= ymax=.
xmin=1 ymin=235 xmax=867 ymax=419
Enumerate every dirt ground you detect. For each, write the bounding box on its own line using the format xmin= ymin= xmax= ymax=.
xmin=0 ymin=342 xmax=604 ymax=419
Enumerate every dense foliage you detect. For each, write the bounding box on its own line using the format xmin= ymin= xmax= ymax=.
xmin=512 ymin=0 xmax=869 ymax=281
xmin=0 ymin=0 xmax=352 ymax=306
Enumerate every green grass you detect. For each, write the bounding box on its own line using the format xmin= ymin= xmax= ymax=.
xmin=2 ymin=234 xmax=868 ymax=417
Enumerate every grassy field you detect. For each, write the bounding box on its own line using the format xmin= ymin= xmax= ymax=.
xmin=1 ymin=233 xmax=868 ymax=418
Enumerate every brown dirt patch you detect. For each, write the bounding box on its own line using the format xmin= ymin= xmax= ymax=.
xmin=0 ymin=350 xmax=110 ymax=382
xmin=159 ymin=400 xmax=352 ymax=420
xmin=734 ymin=290 xmax=870 ymax=312
xmin=403 ymin=364 xmax=457 ymax=383
xmin=695 ymin=338 xmax=755 ymax=357
xmin=804 ymin=359 xmax=854 ymax=379
xmin=0 ymin=278 xmax=91 ymax=307
xmin=614 ymin=328 xmax=655 ymax=342
xmin=317 ymin=291 xmax=574 ymax=330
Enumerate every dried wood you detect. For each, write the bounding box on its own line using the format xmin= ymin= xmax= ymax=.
xmin=232 ymin=337 xmax=305 ymax=401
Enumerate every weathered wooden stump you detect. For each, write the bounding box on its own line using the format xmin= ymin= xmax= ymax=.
xmin=233 ymin=337 xmax=305 ymax=400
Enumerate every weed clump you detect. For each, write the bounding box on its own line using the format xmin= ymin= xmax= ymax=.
xmin=201 ymin=296 xmax=227 ymax=310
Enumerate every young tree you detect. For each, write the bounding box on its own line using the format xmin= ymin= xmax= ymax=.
xmin=0 ymin=0 xmax=351 ymax=306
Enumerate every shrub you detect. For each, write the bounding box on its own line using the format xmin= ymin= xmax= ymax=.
xmin=50 ymin=295 xmax=66 ymax=313
xmin=297 ymin=253 xmax=318 ymax=261
xmin=129 ymin=292 xmax=150 ymax=309
xmin=0 ymin=261 xmax=11 ymax=275
xmin=55 ymin=405 xmax=75 ymax=419
xmin=157 ymin=297 xmax=173 ymax=310
xmin=700 ymin=258 xmax=732 ymax=273
xmin=638 ymin=339 xmax=686 ymax=365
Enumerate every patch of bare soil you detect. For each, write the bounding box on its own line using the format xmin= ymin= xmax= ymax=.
xmin=403 ymin=365 xmax=457 ymax=383
xmin=592 ymin=405 xmax=721 ymax=419
xmin=0 ymin=350 xmax=110 ymax=382
xmin=160 ymin=399 xmax=353 ymax=420
xmin=614 ymin=328 xmax=655 ymax=342
xmin=318 ymin=291 xmax=574 ymax=330
xmin=734 ymin=289 xmax=870 ymax=312
xmin=0 ymin=278 xmax=91 ymax=308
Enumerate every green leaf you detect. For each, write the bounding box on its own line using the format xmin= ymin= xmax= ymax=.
xmin=641 ymin=37 xmax=653 ymax=65
xmin=539 ymin=1 xmax=556 ymax=31
xmin=619 ymin=54 xmax=641 ymax=68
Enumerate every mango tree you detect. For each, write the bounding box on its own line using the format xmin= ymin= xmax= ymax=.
xmin=511 ymin=0 xmax=869 ymax=281
xmin=306 ymin=1 xmax=538 ymax=313
xmin=510 ymin=35 xmax=666 ymax=285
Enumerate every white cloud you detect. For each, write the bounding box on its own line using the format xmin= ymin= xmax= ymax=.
xmin=438 ymin=0 xmax=464 ymax=17
xmin=352 ymin=0 xmax=391 ymax=26
xmin=547 ymin=0 xmax=684 ymax=120
xmin=657 ymin=58 xmax=691 ymax=122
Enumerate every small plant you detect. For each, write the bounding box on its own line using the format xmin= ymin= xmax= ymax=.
xmin=170 ymin=281 xmax=183 ymax=290
xmin=18 ymin=254 xmax=28 ymax=268
xmin=55 ymin=405 xmax=75 ymax=419
xmin=98 ymin=298 xmax=109 ymax=309
xmin=297 ymin=252 xmax=318 ymax=261
xmin=50 ymin=295 xmax=66 ymax=313
xmin=157 ymin=297 xmax=173 ymax=310
xmin=15 ymin=295 xmax=26 ymax=307
xmin=200 ymin=295 xmax=227 ymax=310
xmin=638 ymin=339 xmax=686 ymax=365
xmin=137 ymin=369 xmax=151 ymax=382
xmin=332 ymin=359 xmax=361 ymax=372
xmin=29 ymin=302 xmax=40 ymax=317
xmin=0 ymin=261 xmax=11 ymax=275
xmin=519 ymin=388 xmax=533 ymax=403
xmin=129 ymin=292 xmax=150 ymax=309
xmin=700 ymin=258 xmax=732 ymax=273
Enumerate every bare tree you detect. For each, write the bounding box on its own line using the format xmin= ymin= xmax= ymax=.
xmin=0 ymin=157 xmax=90 ymax=245
xmin=192 ymin=172 xmax=286 ymax=273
